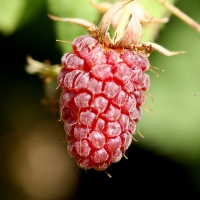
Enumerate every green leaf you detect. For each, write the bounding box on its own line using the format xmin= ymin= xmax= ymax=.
xmin=0 ymin=0 xmax=44 ymax=35
xmin=0 ymin=0 xmax=26 ymax=34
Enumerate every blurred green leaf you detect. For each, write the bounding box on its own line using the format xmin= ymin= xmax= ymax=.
xmin=0 ymin=0 xmax=26 ymax=34
xmin=0 ymin=0 xmax=44 ymax=35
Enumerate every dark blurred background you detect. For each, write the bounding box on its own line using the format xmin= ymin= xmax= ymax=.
xmin=0 ymin=0 xmax=200 ymax=199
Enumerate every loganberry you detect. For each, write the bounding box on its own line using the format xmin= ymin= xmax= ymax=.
xmin=48 ymin=0 xmax=182 ymax=171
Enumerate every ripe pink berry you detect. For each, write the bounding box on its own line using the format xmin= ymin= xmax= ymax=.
xmin=59 ymin=35 xmax=150 ymax=171
xmin=46 ymin=0 xmax=184 ymax=172
xmin=56 ymin=0 xmax=152 ymax=171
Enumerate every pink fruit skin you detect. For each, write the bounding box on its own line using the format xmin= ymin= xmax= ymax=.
xmin=59 ymin=35 xmax=150 ymax=171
